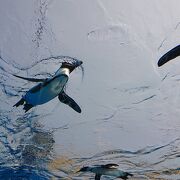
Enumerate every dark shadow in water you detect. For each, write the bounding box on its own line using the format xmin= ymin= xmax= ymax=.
xmin=0 ymin=165 xmax=51 ymax=180
xmin=0 ymin=112 xmax=60 ymax=179
xmin=21 ymin=130 xmax=55 ymax=166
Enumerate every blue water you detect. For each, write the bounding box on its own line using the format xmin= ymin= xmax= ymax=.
xmin=0 ymin=55 xmax=179 ymax=180
xmin=0 ymin=0 xmax=180 ymax=177
xmin=0 ymin=166 xmax=52 ymax=180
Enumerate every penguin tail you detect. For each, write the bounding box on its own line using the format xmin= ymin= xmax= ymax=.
xmin=119 ymin=172 xmax=133 ymax=180
xmin=13 ymin=98 xmax=25 ymax=107
xmin=127 ymin=172 xmax=133 ymax=177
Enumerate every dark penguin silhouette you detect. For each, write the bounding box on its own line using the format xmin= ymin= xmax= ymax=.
xmin=13 ymin=60 xmax=83 ymax=113
xmin=158 ymin=45 xmax=180 ymax=66
xmin=78 ymin=163 xmax=133 ymax=180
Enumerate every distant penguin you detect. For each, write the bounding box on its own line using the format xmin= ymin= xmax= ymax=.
xmin=78 ymin=163 xmax=133 ymax=180
xmin=158 ymin=45 xmax=180 ymax=67
xmin=13 ymin=60 xmax=83 ymax=113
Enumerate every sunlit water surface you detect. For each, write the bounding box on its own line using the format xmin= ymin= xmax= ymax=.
xmin=0 ymin=0 xmax=180 ymax=179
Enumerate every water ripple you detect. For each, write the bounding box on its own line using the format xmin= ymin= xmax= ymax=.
xmin=71 ymin=138 xmax=180 ymax=179
xmin=0 ymin=52 xmax=85 ymax=179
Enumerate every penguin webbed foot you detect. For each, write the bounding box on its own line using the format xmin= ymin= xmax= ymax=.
xmin=13 ymin=98 xmax=25 ymax=107
xmin=14 ymin=98 xmax=33 ymax=112
xmin=23 ymin=103 xmax=33 ymax=112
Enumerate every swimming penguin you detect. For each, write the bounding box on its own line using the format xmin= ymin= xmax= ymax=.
xmin=13 ymin=60 xmax=83 ymax=113
xmin=158 ymin=45 xmax=180 ymax=67
xmin=78 ymin=163 xmax=133 ymax=180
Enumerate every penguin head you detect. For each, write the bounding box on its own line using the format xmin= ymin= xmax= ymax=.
xmin=78 ymin=166 xmax=89 ymax=172
xmin=61 ymin=60 xmax=83 ymax=73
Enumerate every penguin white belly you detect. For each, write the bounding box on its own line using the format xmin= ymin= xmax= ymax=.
xmin=102 ymin=169 xmax=125 ymax=177
xmin=102 ymin=169 xmax=119 ymax=177
xmin=24 ymin=75 xmax=68 ymax=106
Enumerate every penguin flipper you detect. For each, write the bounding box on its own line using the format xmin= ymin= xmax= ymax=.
xmin=158 ymin=45 xmax=180 ymax=67
xmin=95 ymin=174 xmax=101 ymax=180
xmin=58 ymin=91 xmax=81 ymax=113
xmin=13 ymin=74 xmax=46 ymax=82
